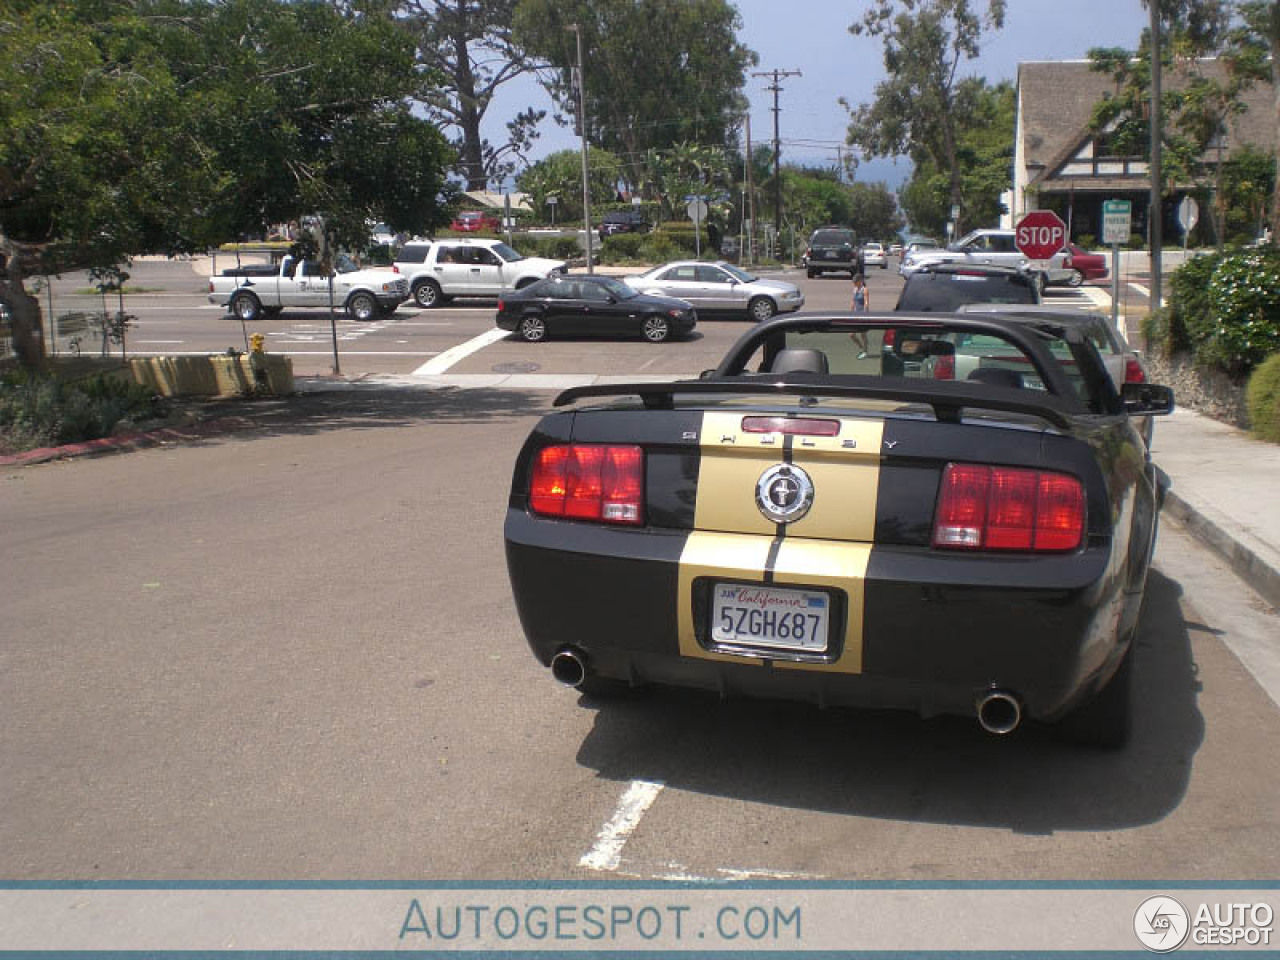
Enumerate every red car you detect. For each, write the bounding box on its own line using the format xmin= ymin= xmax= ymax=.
xmin=449 ymin=210 xmax=501 ymax=232
xmin=1062 ymin=243 xmax=1108 ymax=286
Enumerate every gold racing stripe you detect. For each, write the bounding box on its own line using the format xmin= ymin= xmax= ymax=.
xmin=677 ymin=410 xmax=884 ymax=672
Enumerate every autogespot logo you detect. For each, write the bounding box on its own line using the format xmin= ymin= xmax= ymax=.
xmin=1134 ymin=896 xmax=1191 ymax=952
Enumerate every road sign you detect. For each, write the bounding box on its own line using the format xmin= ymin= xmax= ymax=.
xmin=1015 ymin=210 xmax=1067 ymax=260
xmin=1102 ymin=199 xmax=1132 ymax=245
xmin=686 ymin=199 xmax=708 ymax=222
xmin=1178 ymin=196 xmax=1199 ymax=234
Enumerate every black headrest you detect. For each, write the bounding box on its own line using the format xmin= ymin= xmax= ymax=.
xmin=967 ymin=367 xmax=1024 ymax=389
xmin=771 ymin=348 xmax=829 ymax=375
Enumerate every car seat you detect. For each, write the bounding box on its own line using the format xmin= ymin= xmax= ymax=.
xmin=770 ymin=348 xmax=830 ymax=375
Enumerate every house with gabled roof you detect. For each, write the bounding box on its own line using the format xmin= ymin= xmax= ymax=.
xmin=1013 ymin=59 xmax=1275 ymax=243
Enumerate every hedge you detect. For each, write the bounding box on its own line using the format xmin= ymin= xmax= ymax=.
xmin=1246 ymin=353 xmax=1280 ymax=442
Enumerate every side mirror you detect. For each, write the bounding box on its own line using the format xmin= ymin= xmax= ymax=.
xmin=699 ymin=368 xmax=718 ymax=380
xmin=1121 ymin=382 xmax=1174 ymax=416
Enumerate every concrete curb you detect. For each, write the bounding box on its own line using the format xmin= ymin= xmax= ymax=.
xmin=0 ymin=417 xmax=257 ymax=468
xmin=1162 ymin=490 xmax=1280 ymax=610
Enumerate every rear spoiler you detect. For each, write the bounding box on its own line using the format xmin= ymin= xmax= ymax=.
xmin=554 ymin=376 xmax=1075 ymax=430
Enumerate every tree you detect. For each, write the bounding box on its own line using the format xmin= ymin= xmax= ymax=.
xmin=1088 ymin=0 xmax=1274 ymax=246
xmin=843 ymin=0 xmax=1006 ymax=236
xmin=0 ymin=0 xmax=454 ymax=369
xmin=516 ymin=148 xmax=619 ymax=222
xmin=512 ymin=0 xmax=757 ymax=192
xmin=1237 ymin=1 xmax=1279 ymax=238
xmin=399 ymin=0 xmax=545 ymax=190
xmin=897 ymin=79 xmax=1014 ymax=237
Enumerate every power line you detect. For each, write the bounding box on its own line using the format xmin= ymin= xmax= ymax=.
xmin=751 ymin=68 xmax=801 ymax=238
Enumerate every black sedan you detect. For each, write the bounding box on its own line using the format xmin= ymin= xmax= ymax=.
xmin=496 ymin=275 xmax=696 ymax=343
xmin=504 ymin=311 xmax=1175 ymax=747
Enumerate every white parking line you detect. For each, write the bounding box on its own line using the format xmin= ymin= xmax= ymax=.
xmin=578 ymin=779 xmax=665 ymax=872
xmin=413 ymin=327 xmax=508 ymax=375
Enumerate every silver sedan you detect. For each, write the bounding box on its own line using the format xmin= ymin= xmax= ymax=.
xmin=624 ymin=260 xmax=804 ymax=322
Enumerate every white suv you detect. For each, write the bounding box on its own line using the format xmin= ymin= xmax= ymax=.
xmin=393 ymin=238 xmax=566 ymax=308
xmin=900 ymin=228 xmax=1070 ymax=290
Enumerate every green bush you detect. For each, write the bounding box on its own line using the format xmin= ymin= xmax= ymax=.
xmin=1125 ymin=233 xmax=1146 ymax=250
xmin=600 ymin=233 xmax=646 ymax=262
xmin=1164 ymin=250 xmax=1225 ymax=354
xmin=0 ymin=371 xmax=161 ymax=453
xmin=1076 ymin=234 xmax=1096 ymax=250
xmin=636 ymin=234 xmax=683 ymax=264
xmin=1247 ymin=353 xmax=1280 ymax=442
xmin=509 ymin=234 xmax=582 ymax=261
xmin=1201 ymin=247 xmax=1280 ymax=371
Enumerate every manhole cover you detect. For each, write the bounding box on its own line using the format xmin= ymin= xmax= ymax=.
xmin=492 ymin=361 xmax=541 ymax=374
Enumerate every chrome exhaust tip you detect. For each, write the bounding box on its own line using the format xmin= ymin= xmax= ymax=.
xmin=550 ymin=649 xmax=588 ymax=688
xmin=976 ymin=689 xmax=1023 ymax=735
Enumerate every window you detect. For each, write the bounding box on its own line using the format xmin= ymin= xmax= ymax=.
xmin=397 ymin=245 xmax=429 ymax=264
xmin=579 ymin=281 xmax=611 ymax=302
xmin=695 ymin=266 xmax=729 ymax=284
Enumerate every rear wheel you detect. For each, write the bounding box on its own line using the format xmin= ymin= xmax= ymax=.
xmin=641 ymin=314 xmax=670 ymax=343
xmin=413 ymin=279 xmax=442 ymax=308
xmin=229 ymin=291 xmax=261 ymax=323
xmin=1068 ymin=268 xmax=1085 ymax=287
xmin=748 ymin=296 xmax=776 ymax=323
xmin=346 ymin=291 xmax=377 ymax=322
xmin=519 ymin=314 xmax=547 ymax=342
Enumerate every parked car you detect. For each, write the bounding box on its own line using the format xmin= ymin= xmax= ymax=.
xmin=393 ymin=238 xmax=565 ymax=308
xmin=625 ymin=261 xmax=804 ymax=322
xmin=496 ymin=275 xmax=695 ymax=343
xmin=504 ymin=311 xmax=1173 ymax=747
xmin=598 ymin=210 xmax=649 ymax=236
xmin=862 ymin=241 xmax=888 ymax=269
xmin=1055 ymin=244 xmax=1109 ymax=286
xmin=895 ymin=263 xmax=1041 ymax=312
xmin=901 ymin=228 xmax=1069 ymax=291
xmin=450 ymin=210 xmax=501 ymax=232
xmin=803 ymin=227 xmax=861 ymax=278
xmin=889 ymin=243 xmax=904 ymax=257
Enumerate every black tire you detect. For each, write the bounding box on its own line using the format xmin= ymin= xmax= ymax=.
xmin=519 ymin=314 xmax=548 ymax=343
xmin=748 ymin=296 xmax=776 ymax=323
xmin=412 ymin=279 xmax=442 ymax=308
xmin=229 ymin=291 xmax=261 ymax=323
xmin=1057 ymin=645 xmax=1133 ymax=749
xmin=346 ymin=291 xmax=378 ymax=322
xmin=1068 ymin=268 xmax=1085 ymax=287
xmin=806 ymin=268 xmax=816 ymax=279
xmin=641 ymin=314 xmax=670 ymax=343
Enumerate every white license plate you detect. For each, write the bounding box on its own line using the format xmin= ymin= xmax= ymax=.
xmin=710 ymin=583 xmax=830 ymax=652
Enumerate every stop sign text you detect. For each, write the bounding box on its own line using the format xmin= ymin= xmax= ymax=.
xmin=1015 ymin=211 xmax=1067 ymax=260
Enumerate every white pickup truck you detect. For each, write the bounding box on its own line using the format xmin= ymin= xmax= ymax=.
xmin=208 ymin=253 xmax=409 ymax=322
xmin=899 ymin=228 xmax=1071 ymax=291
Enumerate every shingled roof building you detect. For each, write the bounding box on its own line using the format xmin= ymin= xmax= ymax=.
xmin=1013 ymin=59 xmax=1276 ymax=243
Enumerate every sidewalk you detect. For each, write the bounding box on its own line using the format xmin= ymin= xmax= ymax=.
xmin=1151 ymin=408 xmax=1280 ymax=608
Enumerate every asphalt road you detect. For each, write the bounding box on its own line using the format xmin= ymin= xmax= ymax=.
xmin=2 ymin=386 xmax=1278 ymax=881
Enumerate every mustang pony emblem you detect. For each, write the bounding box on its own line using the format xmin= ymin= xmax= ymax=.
xmin=755 ymin=463 xmax=815 ymax=524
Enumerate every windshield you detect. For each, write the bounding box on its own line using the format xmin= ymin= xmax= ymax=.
xmin=812 ymin=230 xmax=855 ymax=246
xmin=896 ymin=273 xmax=1037 ymax=311
xmin=719 ymin=263 xmax=758 ymax=283
xmin=491 ymin=242 xmax=524 ymax=263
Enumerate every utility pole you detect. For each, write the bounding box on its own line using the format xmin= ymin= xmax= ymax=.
xmin=568 ymin=23 xmax=593 ymax=274
xmin=745 ymin=113 xmax=755 ymax=265
xmin=752 ymin=68 xmax=801 ymax=257
xmin=1148 ymin=1 xmax=1163 ymax=312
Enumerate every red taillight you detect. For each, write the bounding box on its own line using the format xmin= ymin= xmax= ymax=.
xmin=883 ymin=329 xmax=896 ymax=348
xmin=497 ymin=299 xmax=505 ymax=312
xmin=392 ymin=265 xmax=400 ymax=273
xmin=932 ymin=354 xmax=955 ymax=380
xmin=933 ymin=463 xmax=1084 ymax=552
xmin=1124 ymin=357 xmax=1146 ymax=383
xmin=529 ymin=444 xmax=644 ymax=525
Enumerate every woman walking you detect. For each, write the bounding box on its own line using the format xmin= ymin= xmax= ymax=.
xmin=850 ymin=273 xmax=871 ymax=358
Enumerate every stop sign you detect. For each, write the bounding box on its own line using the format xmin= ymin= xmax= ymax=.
xmin=1015 ymin=210 xmax=1067 ymax=260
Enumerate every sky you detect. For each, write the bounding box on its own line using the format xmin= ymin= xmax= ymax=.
xmin=485 ymin=0 xmax=1156 ymax=189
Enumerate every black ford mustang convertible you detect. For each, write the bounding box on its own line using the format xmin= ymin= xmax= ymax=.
xmin=504 ymin=312 xmax=1173 ymax=747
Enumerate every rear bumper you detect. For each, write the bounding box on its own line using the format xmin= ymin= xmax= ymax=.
xmin=505 ymin=510 xmax=1124 ymax=723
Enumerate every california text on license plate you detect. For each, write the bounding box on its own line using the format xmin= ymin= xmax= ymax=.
xmin=710 ymin=583 xmax=830 ymax=652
